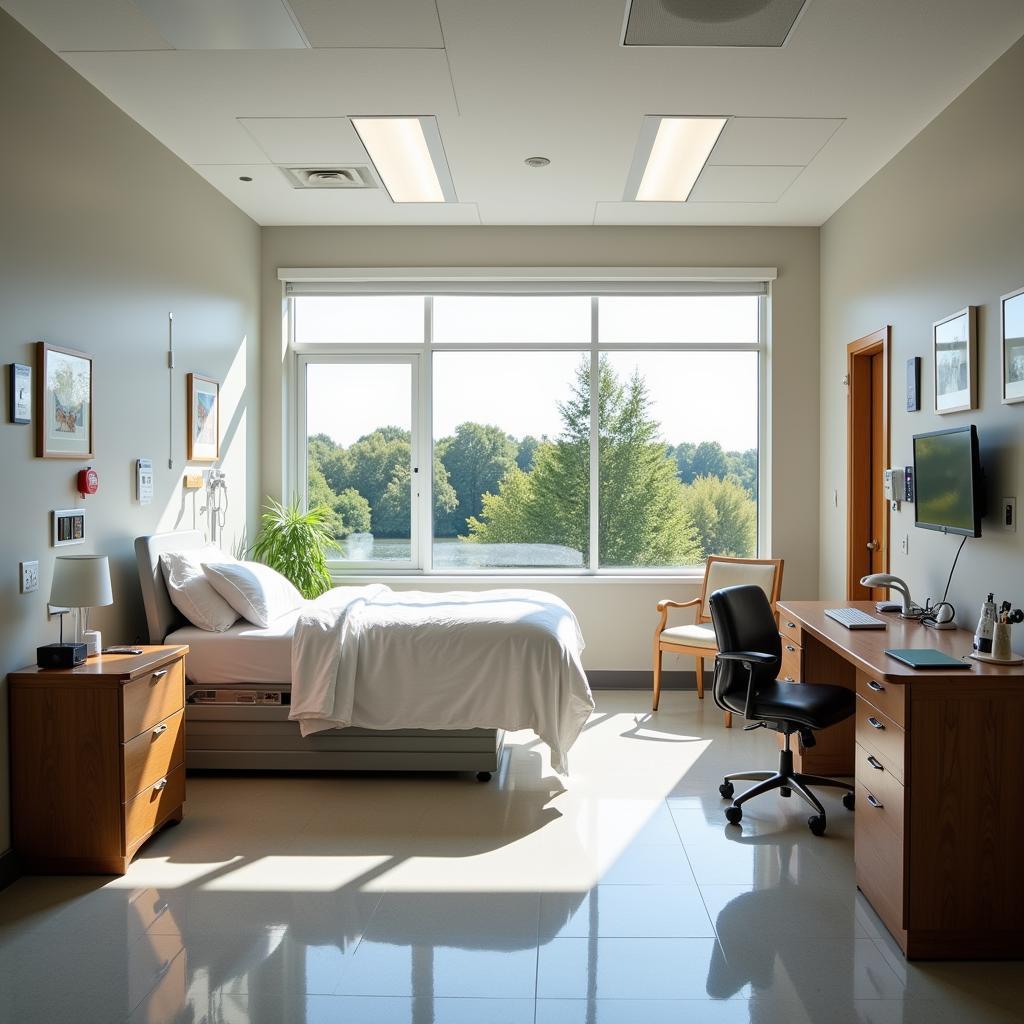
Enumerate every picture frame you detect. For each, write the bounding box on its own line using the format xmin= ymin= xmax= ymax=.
xmin=932 ymin=306 xmax=976 ymax=414
xmin=187 ymin=372 xmax=220 ymax=461
xmin=36 ymin=341 xmax=94 ymax=458
xmin=1001 ymin=286 xmax=1024 ymax=405
xmin=9 ymin=362 xmax=31 ymax=424
xmin=52 ymin=508 xmax=86 ymax=547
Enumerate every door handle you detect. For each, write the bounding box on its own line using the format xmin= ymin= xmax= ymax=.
xmin=867 ymin=716 xmax=885 ymax=730
xmin=866 ymin=540 xmax=879 ymax=551
xmin=866 ymin=755 xmax=884 ymax=771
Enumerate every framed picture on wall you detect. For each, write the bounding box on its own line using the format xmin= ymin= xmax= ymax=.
xmin=36 ymin=341 xmax=94 ymax=458
xmin=932 ymin=306 xmax=976 ymax=414
xmin=187 ymin=372 xmax=220 ymax=461
xmin=9 ymin=362 xmax=31 ymax=424
xmin=1001 ymin=287 xmax=1024 ymax=405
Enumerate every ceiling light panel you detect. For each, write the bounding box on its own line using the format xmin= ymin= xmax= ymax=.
xmin=626 ymin=116 xmax=727 ymax=202
xmin=131 ymin=0 xmax=308 ymax=50
xmin=351 ymin=116 xmax=456 ymax=203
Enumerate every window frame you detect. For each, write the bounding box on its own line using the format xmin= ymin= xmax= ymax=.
xmin=286 ymin=271 xmax=772 ymax=578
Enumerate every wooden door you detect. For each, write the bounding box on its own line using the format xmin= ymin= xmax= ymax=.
xmin=847 ymin=328 xmax=890 ymax=600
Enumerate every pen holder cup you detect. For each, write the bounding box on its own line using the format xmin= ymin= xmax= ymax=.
xmin=992 ymin=623 xmax=1013 ymax=662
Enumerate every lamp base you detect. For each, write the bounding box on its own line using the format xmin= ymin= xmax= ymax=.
xmin=82 ymin=629 xmax=102 ymax=657
xmin=37 ymin=643 xmax=87 ymax=669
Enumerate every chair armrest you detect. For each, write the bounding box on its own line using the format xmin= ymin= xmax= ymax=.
xmin=715 ymin=651 xmax=776 ymax=665
xmin=656 ymin=598 xmax=701 ymax=612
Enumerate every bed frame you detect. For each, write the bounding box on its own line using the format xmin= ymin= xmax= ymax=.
xmin=135 ymin=531 xmax=503 ymax=779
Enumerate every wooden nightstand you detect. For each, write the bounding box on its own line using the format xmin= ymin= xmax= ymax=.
xmin=9 ymin=645 xmax=189 ymax=875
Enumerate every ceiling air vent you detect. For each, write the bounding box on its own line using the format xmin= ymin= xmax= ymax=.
xmin=280 ymin=166 xmax=377 ymax=189
xmin=623 ymin=0 xmax=808 ymax=47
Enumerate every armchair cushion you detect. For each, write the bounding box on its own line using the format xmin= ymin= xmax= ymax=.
xmin=659 ymin=623 xmax=717 ymax=649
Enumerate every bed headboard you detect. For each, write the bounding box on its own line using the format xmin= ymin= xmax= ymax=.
xmin=134 ymin=530 xmax=206 ymax=643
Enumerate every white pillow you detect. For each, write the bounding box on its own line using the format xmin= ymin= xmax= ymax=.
xmin=202 ymin=561 xmax=304 ymax=628
xmin=160 ymin=547 xmax=239 ymax=632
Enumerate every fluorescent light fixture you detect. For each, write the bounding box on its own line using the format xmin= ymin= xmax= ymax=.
xmin=350 ymin=116 xmax=457 ymax=203
xmin=625 ymin=116 xmax=728 ymax=202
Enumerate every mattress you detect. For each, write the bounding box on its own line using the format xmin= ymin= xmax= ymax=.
xmin=167 ymin=610 xmax=299 ymax=686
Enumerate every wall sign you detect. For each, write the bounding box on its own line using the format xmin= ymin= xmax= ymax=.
xmin=906 ymin=356 xmax=921 ymax=412
xmin=9 ymin=363 xmax=31 ymax=424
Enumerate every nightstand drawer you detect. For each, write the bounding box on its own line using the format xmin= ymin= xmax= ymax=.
xmin=780 ymin=639 xmax=802 ymax=682
xmin=123 ymin=709 xmax=184 ymax=801
xmin=123 ymin=660 xmax=184 ymax=740
xmin=856 ymin=671 xmax=906 ymax=729
xmin=125 ymin=766 xmax=185 ymax=852
xmin=856 ymin=698 xmax=905 ymax=782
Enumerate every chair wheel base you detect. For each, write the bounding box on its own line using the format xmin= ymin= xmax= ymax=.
xmin=808 ymin=814 xmax=827 ymax=836
xmin=719 ymin=781 xmax=734 ymax=799
xmin=476 ymin=772 xmax=492 ymax=783
xmin=843 ymin=792 xmax=855 ymax=811
xmin=725 ymin=805 xmax=743 ymax=825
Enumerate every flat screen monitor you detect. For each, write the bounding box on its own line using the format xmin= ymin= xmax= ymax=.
xmin=912 ymin=425 xmax=983 ymax=537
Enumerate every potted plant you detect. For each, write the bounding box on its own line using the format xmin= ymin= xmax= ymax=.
xmin=251 ymin=497 xmax=334 ymax=599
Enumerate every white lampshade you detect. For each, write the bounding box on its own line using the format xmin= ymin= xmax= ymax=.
xmin=50 ymin=555 xmax=113 ymax=608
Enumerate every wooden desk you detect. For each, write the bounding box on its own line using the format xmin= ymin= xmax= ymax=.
xmin=777 ymin=601 xmax=1024 ymax=960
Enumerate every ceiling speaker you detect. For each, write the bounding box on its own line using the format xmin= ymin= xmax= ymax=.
xmin=624 ymin=0 xmax=807 ymax=46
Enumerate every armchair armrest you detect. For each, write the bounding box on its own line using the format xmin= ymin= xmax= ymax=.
xmin=714 ymin=650 xmax=776 ymax=720
xmin=654 ymin=597 xmax=702 ymax=636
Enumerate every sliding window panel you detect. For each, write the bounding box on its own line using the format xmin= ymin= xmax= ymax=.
xmin=304 ymin=358 xmax=419 ymax=566
xmin=598 ymin=351 xmax=759 ymax=569
xmin=432 ymin=351 xmax=589 ymax=569
xmin=294 ymin=295 xmax=425 ymax=344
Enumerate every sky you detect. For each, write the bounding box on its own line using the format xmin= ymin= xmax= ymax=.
xmin=301 ymin=295 xmax=760 ymax=452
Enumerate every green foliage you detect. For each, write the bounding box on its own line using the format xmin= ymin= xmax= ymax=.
xmin=251 ymin=497 xmax=333 ymax=599
xmin=516 ymin=435 xmax=540 ymax=471
xmin=681 ymin=475 xmax=757 ymax=559
xmin=436 ymin=422 xmax=518 ymax=535
xmin=675 ymin=440 xmax=757 ymax=499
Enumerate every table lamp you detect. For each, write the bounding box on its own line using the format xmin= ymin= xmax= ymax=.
xmin=38 ymin=555 xmax=114 ymax=667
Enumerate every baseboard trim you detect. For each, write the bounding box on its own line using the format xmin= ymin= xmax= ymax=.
xmin=587 ymin=670 xmax=696 ymax=690
xmin=0 ymin=848 xmax=19 ymax=892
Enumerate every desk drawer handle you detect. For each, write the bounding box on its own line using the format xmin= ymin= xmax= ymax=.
xmin=152 ymin=723 xmax=168 ymax=737
xmin=866 ymin=793 xmax=884 ymax=809
xmin=867 ymin=680 xmax=885 ymax=693
xmin=785 ymin=621 xmax=797 ymax=630
xmin=153 ymin=777 xmax=168 ymax=792
xmin=783 ymin=676 xmax=794 ymax=682
xmin=785 ymin=644 xmax=796 ymax=653
xmin=867 ymin=716 xmax=885 ymax=731
xmin=150 ymin=669 xmax=168 ymax=682
xmin=866 ymin=755 xmax=884 ymax=771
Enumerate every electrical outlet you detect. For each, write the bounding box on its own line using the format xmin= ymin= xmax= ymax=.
xmin=1003 ymin=497 xmax=1017 ymax=532
xmin=20 ymin=560 xmax=39 ymax=594
xmin=899 ymin=534 xmax=909 ymax=556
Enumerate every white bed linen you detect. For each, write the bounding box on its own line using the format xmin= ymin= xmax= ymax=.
xmin=290 ymin=585 xmax=594 ymax=773
xmin=167 ymin=610 xmax=301 ymax=686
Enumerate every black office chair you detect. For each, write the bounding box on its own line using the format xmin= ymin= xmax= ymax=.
xmin=708 ymin=584 xmax=856 ymax=836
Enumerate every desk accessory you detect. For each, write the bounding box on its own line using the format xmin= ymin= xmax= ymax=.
xmin=825 ymin=607 xmax=886 ymax=629
xmin=859 ymin=573 xmax=921 ymax=618
xmin=884 ymin=648 xmax=972 ymax=670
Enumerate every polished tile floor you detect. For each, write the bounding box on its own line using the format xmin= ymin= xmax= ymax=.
xmin=1 ymin=691 xmax=1022 ymax=1023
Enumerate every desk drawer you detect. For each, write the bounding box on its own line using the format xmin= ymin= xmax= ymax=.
xmin=780 ymin=640 xmax=802 ymax=683
xmin=855 ymin=777 xmax=905 ymax=933
xmin=854 ymin=742 xmax=905 ymax=834
xmin=856 ymin=698 xmax=904 ymax=782
xmin=125 ymin=765 xmax=185 ymax=852
xmin=856 ymin=672 xmax=906 ymax=729
xmin=123 ymin=709 xmax=184 ymax=801
xmin=123 ymin=659 xmax=184 ymax=741
xmin=778 ymin=615 xmax=803 ymax=648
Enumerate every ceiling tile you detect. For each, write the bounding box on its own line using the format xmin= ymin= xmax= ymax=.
xmin=688 ymin=164 xmax=803 ymax=202
xmin=131 ymin=0 xmax=308 ymax=50
xmin=709 ymin=117 xmax=844 ymax=166
xmin=288 ymin=0 xmax=444 ymax=48
xmin=0 ymin=0 xmax=171 ymax=51
xmin=239 ymin=117 xmax=370 ymax=164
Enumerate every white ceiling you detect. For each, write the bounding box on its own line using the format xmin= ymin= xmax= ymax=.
xmin=4 ymin=0 xmax=1023 ymax=227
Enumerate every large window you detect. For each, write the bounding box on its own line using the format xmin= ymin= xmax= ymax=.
xmin=291 ymin=283 xmax=765 ymax=573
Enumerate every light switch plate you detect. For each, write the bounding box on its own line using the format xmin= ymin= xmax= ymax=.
xmin=20 ymin=560 xmax=39 ymax=593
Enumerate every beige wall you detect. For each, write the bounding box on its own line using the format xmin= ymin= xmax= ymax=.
xmin=819 ymin=36 xmax=1024 ymax=618
xmin=261 ymin=226 xmax=821 ymax=669
xmin=0 ymin=12 xmax=261 ymax=857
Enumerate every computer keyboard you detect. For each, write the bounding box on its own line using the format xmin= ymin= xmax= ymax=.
xmin=824 ymin=607 xmax=887 ymax=630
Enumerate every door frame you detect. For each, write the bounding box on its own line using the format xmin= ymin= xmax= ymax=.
xmin=846 ymin=327 xmax=891 ymax=600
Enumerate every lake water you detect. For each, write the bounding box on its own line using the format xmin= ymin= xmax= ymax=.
xmin=331 ymin=534 xmax=583 ymax=568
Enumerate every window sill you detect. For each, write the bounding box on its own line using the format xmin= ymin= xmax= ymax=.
xmin=328 ymin=572 xmax=705 ymax=586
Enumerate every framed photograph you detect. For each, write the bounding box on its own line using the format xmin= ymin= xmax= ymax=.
xmin=187 ymin=373 xmax=220 ymax=461
xmin=932 ymin=306 xmax=976 ymax=414
xmin=52 ymin=508 xmax=86 ymax=547
xmin=9 ymin=363 xmax=31 ymax=424
xmin=1001 ymin=286 xmax=1024 ymax=405
xmin=36 ymin=341 xmax=94 ymax=458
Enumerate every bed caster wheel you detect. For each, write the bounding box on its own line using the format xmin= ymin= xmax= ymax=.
xmin=843 ymin=792 xmax=855 ymax=811
xmin=719 ymin=781 xmax=734 ymax=799
xmin=725 ymin=805 xmax=743 ymax=825
xmin=808 ymin=814 xmax=827 ymax=836
xmin=476 ymin=771 xmax=492 ymax=783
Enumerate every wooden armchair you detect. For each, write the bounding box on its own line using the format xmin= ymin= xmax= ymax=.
xmin=653 ymin=555 xmax=784 ymax=727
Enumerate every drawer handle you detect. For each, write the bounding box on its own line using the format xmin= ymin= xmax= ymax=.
xmin=867 ymin=680 xmax=885 ymax=693
xmin=866 ymin=793 xmax=884 ymax=809
xmin=153 ymin=777 xmax=168 ymax=792
xmin=866 ymin=755 xmax=885 ymax=771
xmin=786 ymin=621 xmax=796 ymax=630
xmin=785 ymin=644 xmax=796 ymax=653
xmin=152 ymin=723 xmax=168 ymax=737
xmin=151 ymin=669 xmax=168 ymax=682
xmin=867 ymin=716 xmax=885 ymax=731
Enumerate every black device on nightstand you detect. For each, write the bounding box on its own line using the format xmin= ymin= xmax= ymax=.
xmin=36 ymin=642 xmax=87 ymax=668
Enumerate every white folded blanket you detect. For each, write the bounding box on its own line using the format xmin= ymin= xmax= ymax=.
xmin=289 ymin=584 xmax=594 ymax=774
